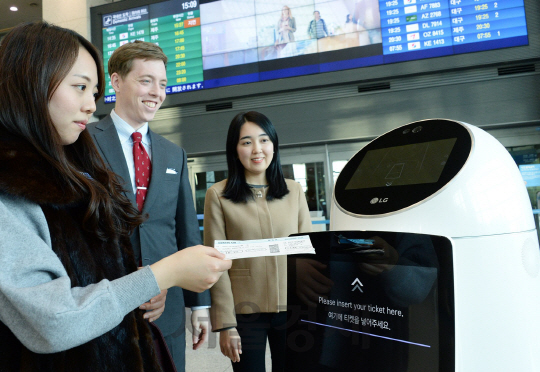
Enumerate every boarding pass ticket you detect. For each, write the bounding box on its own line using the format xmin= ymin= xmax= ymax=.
xmin=214 ymin=235 xmax=315 ymax=259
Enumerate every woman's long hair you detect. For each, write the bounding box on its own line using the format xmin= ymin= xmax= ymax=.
xmin=223 ymin=111 xmax=289 ymax=203
xmin=282 ymin=6 xmax=292 ymax=20
xmin=0 ymin=22 xmax=142 ymax=241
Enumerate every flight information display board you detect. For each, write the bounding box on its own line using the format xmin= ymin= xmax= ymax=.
xmin=98 ymin=0 xmax=529 ymax=103
xmin=381 ymin=0 xmax=528 ymax=58
xmin=102 ymin=0 xmax=203 ymax=102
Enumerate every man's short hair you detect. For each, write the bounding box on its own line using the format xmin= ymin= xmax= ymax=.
xmin=108 ymin=40 xmax=168 ymax=78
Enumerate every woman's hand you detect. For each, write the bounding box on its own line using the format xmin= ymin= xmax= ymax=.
xmin=150 ymin=245 xmax=232 ymax=292
xmin=360 ymin=236 xmax=399 ymax=275
xmin=140 ymin=289 xmax=167 ymax=322
xmin=220 ymin=328 xmax=242 ymax=362
xmin=296 ymin=259 xmax=333 ymax=307
xmin=191 ymin=308 xmax=210 ymax=350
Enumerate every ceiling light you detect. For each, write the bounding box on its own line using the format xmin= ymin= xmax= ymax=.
xmin=10 ymin=6 xmax=18 ymax=11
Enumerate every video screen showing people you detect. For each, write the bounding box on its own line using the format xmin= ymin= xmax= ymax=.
xmin=286 ymin=231 xmax=455 ymax=372
xmin=99 ymin=0 xmax=529 ymax=100
xmin=200 ymin=0 xmax=382 ymax=70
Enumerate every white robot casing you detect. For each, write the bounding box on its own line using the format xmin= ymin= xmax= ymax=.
xmin=331 ymin=120 xmax=540 ymax=371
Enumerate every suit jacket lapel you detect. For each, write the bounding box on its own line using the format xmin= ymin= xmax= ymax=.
xmin=92 ymin=116 xmax=137 ymax=206
xmin=142 ymin=129 xmax=165 ymax=213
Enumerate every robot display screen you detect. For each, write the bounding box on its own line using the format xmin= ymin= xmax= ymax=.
xmin=286 ymin=231 xmax=454 ymax=372
xmin=345 ymin=138 xmax=457 ymax=190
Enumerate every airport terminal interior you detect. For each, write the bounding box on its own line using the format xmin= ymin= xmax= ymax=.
xmin=1 ymin=0 xmax=540 ymax=371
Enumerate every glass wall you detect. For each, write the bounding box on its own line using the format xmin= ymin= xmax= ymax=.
xmin=507 ymin=144 xmax=540 ymax=239
xmin=193 ymin=161 xmax=328 ymax=234
xmin=194 ymin=169 xmax=228 ymax=234
xmin=195 ymin=169 xmax=228 ymax=215
xmin=282 ymin=162 xmax=328 ymax=231
xmin=189 ymin=131 xmax=540 ymax=240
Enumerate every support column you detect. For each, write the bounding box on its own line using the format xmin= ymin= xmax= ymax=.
xmin=43 ymin=0 xmax=108 ymax=39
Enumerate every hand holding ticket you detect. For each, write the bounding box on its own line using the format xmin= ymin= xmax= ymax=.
xmin=214 ymin=235 xmax=315 ymax=259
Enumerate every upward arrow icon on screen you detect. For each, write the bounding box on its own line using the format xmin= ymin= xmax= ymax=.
xmin=351 ymin=278 xmax=363 ymax=292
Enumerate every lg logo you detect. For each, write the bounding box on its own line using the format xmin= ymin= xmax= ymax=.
xmin=370 ymin=197 xmax=389 ymax=204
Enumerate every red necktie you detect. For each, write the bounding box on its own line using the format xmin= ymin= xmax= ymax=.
xmin=132 ymin=132 xmax=152 ymax=211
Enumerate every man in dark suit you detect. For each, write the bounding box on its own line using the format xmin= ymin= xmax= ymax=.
xmin=88 ymin=41 xmax=210 ymax=372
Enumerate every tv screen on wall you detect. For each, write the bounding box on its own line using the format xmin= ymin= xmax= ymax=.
xmin=90 ymin=0 xmax=534 ymax=110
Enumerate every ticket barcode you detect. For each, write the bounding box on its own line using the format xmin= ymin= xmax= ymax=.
xmin=269 ymin=244 xmax=280 ymax=253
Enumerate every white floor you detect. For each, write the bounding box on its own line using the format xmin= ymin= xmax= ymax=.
xmin=184 ymin=310 xmax=271 ymax=372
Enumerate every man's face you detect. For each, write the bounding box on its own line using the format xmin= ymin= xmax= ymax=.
xmin=111 ymin=58 xmax=167 ymax=129
xmin=314 ymin=11 xmax=321 ymax=20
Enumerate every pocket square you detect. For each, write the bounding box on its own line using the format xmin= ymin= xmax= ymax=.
xmin=166 ymin=168 xmax=178 ymax=174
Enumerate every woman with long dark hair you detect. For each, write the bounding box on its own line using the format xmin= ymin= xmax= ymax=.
xmin=0 ymin=21 xmax=230 ymax=372
xmin=204 ymin=111 xmax=312 ymax=371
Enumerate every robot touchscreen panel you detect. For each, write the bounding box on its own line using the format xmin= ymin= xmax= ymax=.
xmin=345 ymin=138 xmax=457 ymax=190
xmin=286 ymin=231 xmax=454 ymax=372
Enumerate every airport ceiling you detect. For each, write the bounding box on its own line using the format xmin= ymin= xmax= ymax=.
xmin=0 ymin=1 xmax=42 ymax=36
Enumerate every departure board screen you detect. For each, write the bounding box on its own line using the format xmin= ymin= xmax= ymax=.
xmin=102 ymin=0 xmax=203 ymax=102
xmin=381 ymin=0 xmax=528 ymax=58
xmin=98 ymin=0 xmax=529 ymax=103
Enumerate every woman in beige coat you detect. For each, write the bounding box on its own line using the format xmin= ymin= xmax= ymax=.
xmin=204 ymin=111 xmax=312 ymax=371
